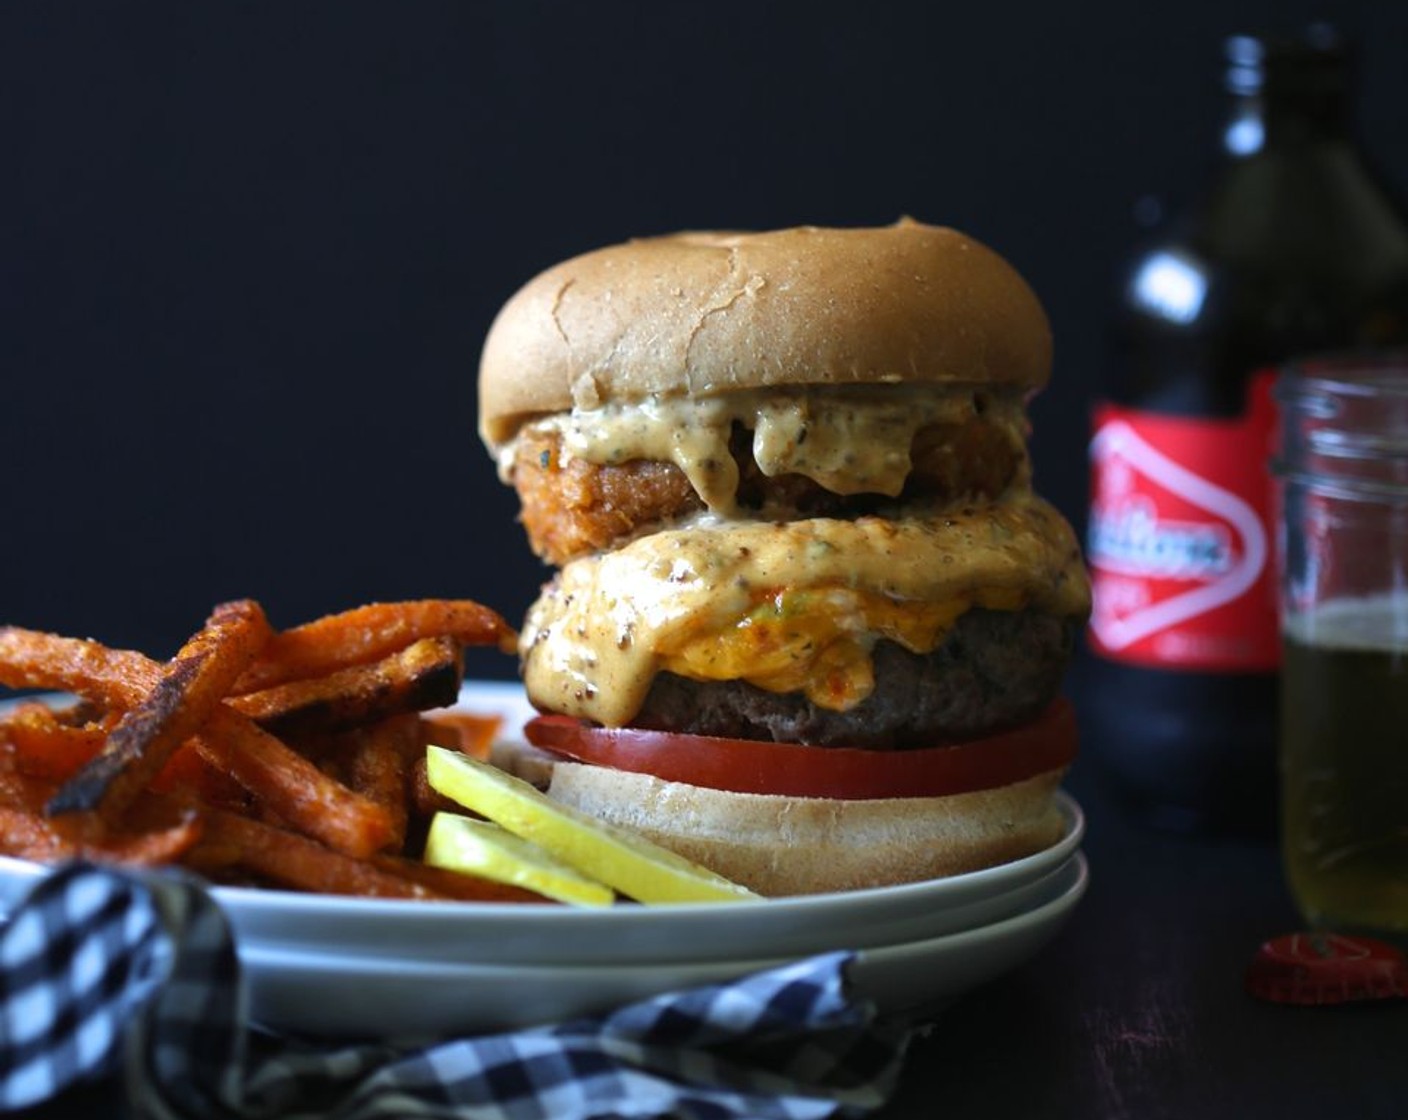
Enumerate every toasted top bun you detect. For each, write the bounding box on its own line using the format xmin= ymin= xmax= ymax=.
xmin=478 ymin=218 xmax=1052 ymax=448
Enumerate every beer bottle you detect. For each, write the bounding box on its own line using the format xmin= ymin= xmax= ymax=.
xmin=1083 ymin=27 xmax=1408 ymax=834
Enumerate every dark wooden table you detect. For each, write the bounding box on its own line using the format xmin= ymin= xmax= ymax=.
xmin=881 ymin=755 xmax=1408 ymax=1119
xmin=13 ymin=712 xmax=1408 ymax=1119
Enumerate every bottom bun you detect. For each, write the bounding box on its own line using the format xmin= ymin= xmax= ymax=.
xmin=545 ymin=762 xmax=1068 ymax=896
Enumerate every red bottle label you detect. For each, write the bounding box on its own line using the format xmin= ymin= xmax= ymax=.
xmin=1087 ymin=372 xmax=1280 ymax=672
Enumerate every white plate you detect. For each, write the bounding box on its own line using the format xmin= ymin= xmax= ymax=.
xmin=0 ymin=682 xmax=1086 ymax=967
xmin=238 ymin=680 xmax=1083 ymax=963
xmin=209 ymin=791 xmax=1081 ymax=964
xmin=240 ymin=852 xmax=1089 ymax=1042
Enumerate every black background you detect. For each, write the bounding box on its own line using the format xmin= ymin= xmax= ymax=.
xmin=3 ymin=1 xmax=1406 ymax=673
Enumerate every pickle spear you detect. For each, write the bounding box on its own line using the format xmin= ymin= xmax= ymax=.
xmin=424 ymin=812 xmax=614 ymax=906
xmin=425 ymin=745 xmax=759 ymax=904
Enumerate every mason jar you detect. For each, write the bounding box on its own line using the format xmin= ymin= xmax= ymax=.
xmin=1274 ymin=353 xmax=1408 ymax=939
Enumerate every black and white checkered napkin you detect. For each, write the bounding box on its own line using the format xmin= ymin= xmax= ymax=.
xmin=0 ymin=862 xmax=910 ymax=1118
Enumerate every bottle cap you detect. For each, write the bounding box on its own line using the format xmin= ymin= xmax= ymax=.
xmin=1245 ymin=932 xmax=1408 ymax=1005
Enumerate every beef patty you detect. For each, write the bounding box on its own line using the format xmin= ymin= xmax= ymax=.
xmin=630 ymin=608 xmax=1076 ymax=748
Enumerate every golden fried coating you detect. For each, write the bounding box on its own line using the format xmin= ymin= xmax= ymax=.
xmin=513 ymin=427 xmax=704 ymax=564
xmin=511 ymin=417 xmax=1025 ymax=565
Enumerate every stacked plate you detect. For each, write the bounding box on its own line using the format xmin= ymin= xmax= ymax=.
xmin=0 ymin=683 xmax=1088 ymax=1042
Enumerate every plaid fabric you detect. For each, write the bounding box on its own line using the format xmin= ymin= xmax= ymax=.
xmin=0 ymin=862 xmax=909 ymax=1118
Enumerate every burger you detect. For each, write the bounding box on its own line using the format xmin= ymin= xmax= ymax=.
xmin=477 ymin=219 xmax=1090 ymax=896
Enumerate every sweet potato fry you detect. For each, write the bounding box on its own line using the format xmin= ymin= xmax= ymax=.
xmin=197 ymin=810 xmax=447 ymax=899
xmin=230 ymin=636 xmax=463 ymax=737
xmin=0 ymin=599 xmax=542 ymax=902
xmin=0 ymin=767 xmax=56 ymax=814
xmin=342 ymin=713 xmax=421 ymax=854
xmin=47 ymin=600 xmax=272 ymax=822
xmin=0 ymin=626 xmax=159 ymax=707
xmin=0 ymin=797 xmax=203 ymax=867
xmin=0 ymin=702 xmax=107 ymax=781
xmin=422 ymin=710 xmax=503 ymax=759
xmin=106 ymin=817 xmax=205 ymax=866
xmin=408 ymin=754 xmax=463 ymax=822
xmin=233 ymin=599 xmax=516 ymax=692
xmin=0 ymin=807 xmax=71 ymax=862
xmin=150 ymin=741 xmax=251 ymax=812
xmin=370 ymin=853 xmax=550 ymax=904
xmin=193 ymin=706 xmax=396 ymax=858
xmin=0 ymin=622 xmax=394 ymax=857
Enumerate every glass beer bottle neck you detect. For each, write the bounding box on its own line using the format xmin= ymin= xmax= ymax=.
xmin=1220 ymin=30 xmax=1352 ymax=155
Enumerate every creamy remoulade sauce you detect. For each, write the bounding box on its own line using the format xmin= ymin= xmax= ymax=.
xmin=497 ymin=384 xmax=1030 ymax=515
xmin=520 ymin=495 xmax=1091 ymax=727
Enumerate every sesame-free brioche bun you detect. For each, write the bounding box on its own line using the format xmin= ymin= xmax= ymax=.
xmin=478 ymin=218 xmax=1052 ymax=448
xmin=545 ymin=759 xmax=1068 ymax=896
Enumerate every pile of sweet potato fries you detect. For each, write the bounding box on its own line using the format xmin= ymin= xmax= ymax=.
xmin=0 ymin=599 xmax=545 ymax=902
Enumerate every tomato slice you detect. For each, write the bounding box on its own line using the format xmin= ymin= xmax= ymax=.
xmin=523 ymin=699 xmax=1077 ymax=800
